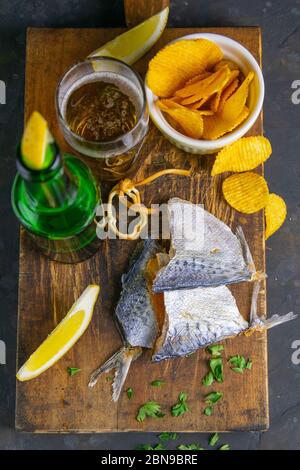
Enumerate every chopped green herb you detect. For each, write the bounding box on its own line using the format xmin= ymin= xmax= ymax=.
xmin=171 ymin=392 xmax=189 ymax=417
xmin=151 ymin=379 xmax=166 ymax=387
xmin=206 ymin=344 xmax=224 ymax=357
xmin=153 ymin=443 xmax=166 ymax=450
xmin=106 ymin=375 xmax=113 ymax=382
xmin=136 ymin=402 xmax=165 ymax=422
xmin=209 ymin=433 xmax=220 ymax=447
xmin=136 ymin=444 xmax=154 ymax=450
xmin=219 ymin=443 xmax=230 ymax=450
xmin=205 ymin=391 xmax=223 ymax=404
xmin=67 ymin=367 xmax=81 ymax=376
xmin=126 ymin=387 xmax=134 ymax=399
xmin=228 ymin=355 xmax=246 ymax=369
xmin=202 ymin=371 xmax=214 ymax=387
xmin=209 ymin=357 xmax=224 ymax=383
xmin=159 ymin=432 xmax=177 ymax=441
xmin=204 ymin=406 xmax=213 ymax=416
xmin=177 ymin=444 xmax=204 ymax=450
xmin=228 ymin=355 xmax=252 ymax=373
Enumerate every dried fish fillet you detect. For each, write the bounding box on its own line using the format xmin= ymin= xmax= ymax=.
xmin=153 ymin=198 xmax=255 ymax=292
xmin=152 ymin=285 xmax=248 ymax=361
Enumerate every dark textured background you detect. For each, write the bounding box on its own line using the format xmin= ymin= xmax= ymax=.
xmin=0 ymin=0 xmax=299 ymax=450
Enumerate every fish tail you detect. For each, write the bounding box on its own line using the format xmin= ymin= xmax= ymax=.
xmin=261 ymin=311 xmax=297 ymax=329
xmin=235 ymin=226 xmax=256 ymax=272
xmin=88 ymin=346 xmax=142 ymax=402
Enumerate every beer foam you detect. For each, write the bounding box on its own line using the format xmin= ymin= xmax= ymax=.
xmin=61 ymin=71 xmax=143 ymax=119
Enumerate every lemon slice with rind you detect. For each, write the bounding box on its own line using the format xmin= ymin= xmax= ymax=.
xmin=16 ymin=285 xmax=100 ymax=381
xmin=89 ymin=7 xmax=169 ymax=66
xmin=21 ymin=111 xmax=54 ymax=171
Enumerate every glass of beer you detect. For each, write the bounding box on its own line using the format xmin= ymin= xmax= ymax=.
xmin=56 ymin=57 xmax=149 ymax=181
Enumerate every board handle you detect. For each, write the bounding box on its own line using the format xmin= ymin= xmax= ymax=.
xmin=124 ymin=0 xmax=170 ymax=27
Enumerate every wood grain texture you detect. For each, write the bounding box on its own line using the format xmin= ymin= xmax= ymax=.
xmin=16 ymin=26 xmax=268 ymax=433
xmin=124 ymin=0 xmax=170 ymax=26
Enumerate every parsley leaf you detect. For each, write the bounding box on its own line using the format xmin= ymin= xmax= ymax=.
xmin=209 ymin=432 xmax=220 ymax=446
xmin=136 ymin=402 xmax=165 ymax=422
xmin=126 ymin=387 xmax=134 ymax=399
xmin=153 ymin=443 xmax=165 ymax=450
xmin=219 ymin=443 xmax=230 ymax=450
xmin=209 ymin=357 xmax=224 ymax=383
xmin=205 ymin=391 xmax=223 ymax=404
xmin=151 ymin=379 xmax=166 ymax=387
xmin=171 ymin=392 xmax=189 ymax=417
xmin=136 ymin=444 xmax=154 ymax=450
xmin=159 ymin=432 xmax=177 ymax=441
xmin=228 ymin=355 xmax=252 ymax=373
xmin=106 ymin=375 xmax=113 ymax=382
xmin=206 ymin=344 xmax=224 ymax=357
xmin=67 ymin=367 xmax=81 ymax=376
xmin=202 ymin=371 xmax=214 ymax=387
xmin=204 ymin=406 xmax=213 ymax=416
xmin=177 ymin=444 xmax=204 ymax=450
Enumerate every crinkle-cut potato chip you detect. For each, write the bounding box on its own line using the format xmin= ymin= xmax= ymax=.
xmin=265 ymin=193 xmax=287 ymax=239
xmin=210 ymin=69 xmax=240 ymax=113
xmin=214 ymin=59 xmax=239 ymax=71
xmin=222 ymin=172 xmax=269 ymax=214
xmin=180 ymin=67 xmax=231 ymax=105
xmin=161 ymin=106 xmax=203 ymax=139
xmin=147 ymin=39 xmax=223 ymax=97
xmin=211 ymin=136 xmax=272 ymax=175
xmin=157 ymin=98 xmax=183 ymax=110
xmin=221 ymin=71 xmax=254 ymax=121
xmin=185 ymin=71 xmax=212 ymax=86
xmin=175 ymin=67 xmax=227 ymax=99
xmin=202 ymin=106 xmax=249 ymax=140
xmin=218 ymin=78 xmax=239 ymax=112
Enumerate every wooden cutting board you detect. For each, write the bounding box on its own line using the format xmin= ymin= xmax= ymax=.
xmin=15 ymin=24 xmax=268 ymax=432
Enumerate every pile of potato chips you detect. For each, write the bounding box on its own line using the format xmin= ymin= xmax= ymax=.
xmin=210 ymin=136 xmax=287 ymax=239
xmin=147 ymin=38 xmax=253 ymax=140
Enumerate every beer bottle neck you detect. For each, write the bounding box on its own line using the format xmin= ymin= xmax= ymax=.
xmin=17 ymin=143 xmax=76 ymax=208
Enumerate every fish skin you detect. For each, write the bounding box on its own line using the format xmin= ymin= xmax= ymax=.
xmin=152 ymin=285 xmax=249 ymax=362
xmin=153 ymin=198 xmax=253 ymax=292
xmin=115 ymin=238 xmax=160 ymax=349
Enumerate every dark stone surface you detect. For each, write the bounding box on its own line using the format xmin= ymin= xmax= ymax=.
xmin=0 ymin=0 xmax=299 ymax=450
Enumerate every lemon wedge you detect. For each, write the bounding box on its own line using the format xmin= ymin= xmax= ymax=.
xmin=16 ymin=285 xmax=100 ymax=381
xmin=21 ymin=111 xmax=54 ymax=170
xmin=89 ymin=6 xmax=169 ymax=65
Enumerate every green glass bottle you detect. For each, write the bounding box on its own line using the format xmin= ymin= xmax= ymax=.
xmin=12 ymin=141 xmax=101 ymax=263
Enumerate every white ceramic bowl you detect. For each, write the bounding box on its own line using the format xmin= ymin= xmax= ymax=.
xmin=145 ymin=33 xmax=264 ymax=154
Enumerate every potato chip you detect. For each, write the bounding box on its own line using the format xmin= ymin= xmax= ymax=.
xmin=265 ymin=193 xmax=287 ymax=239
xmin=222 ymin=172 xmax=269 ymax=214
xmin=210 ymin=70 xmax=240 ymax=112
xmin=161 ymin=106 xmax=203 ymax=139
xmin=211 ymin=136 xmax=272 ymax=175
xmin=175 ymin=67 xmax=228 ymax=99
xmin=221 ymin=71 xmax=254 ymax=121
xmin=185 ymin=71 xmax=212 ymax=86
xmin=157 ymin=98 xmax=183 ymax=110
xmin=218 ymin=78 xmax=239 ymax=112
xmin=202 ymin=106 xmax=249 ymax=140
xmin=180 ymin=67 xmax=231 ymax=106
xmin=214 ymin=59 xmax=239 ymax=71
xmin=147 ymin=39 xmax=223 ymax=97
